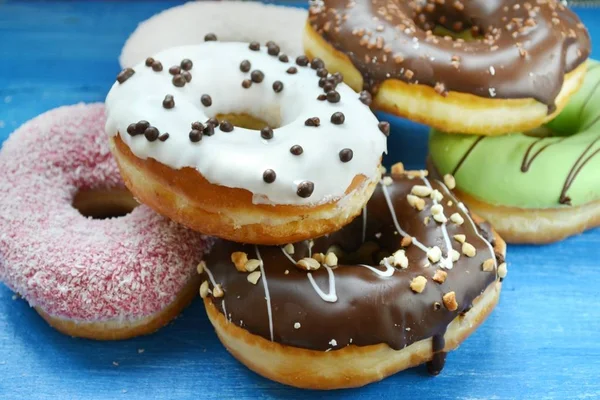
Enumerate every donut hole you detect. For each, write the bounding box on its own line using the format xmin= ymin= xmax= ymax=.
xmin=73 ymin=189 xmax=139 ymax=219
xmin=326 ymin=241 xmax=390 ymax=266
xmin=215 ymin=113 xmax=272 ymax=130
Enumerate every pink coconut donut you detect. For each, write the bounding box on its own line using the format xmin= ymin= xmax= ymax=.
xmin=0 ymin=103 xmax=211 ymax=340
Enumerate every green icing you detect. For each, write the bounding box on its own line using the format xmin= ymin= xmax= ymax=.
xmin=429 ymin=60 xmax=600 ymax=209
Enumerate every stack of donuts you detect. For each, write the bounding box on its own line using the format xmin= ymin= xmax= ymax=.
xmin=305 ymin=0 xmax=595 ymax=244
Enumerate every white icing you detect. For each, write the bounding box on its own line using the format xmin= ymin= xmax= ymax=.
xmin=358 ymin=262 xmax=395 ymax=277
xmin=106 ymin=42 xmax=387 ymax=205
xmin=380 ymin=182 xmax=429 ymax=253
xmin=361 ymin=205 xmax=367 ymax=243
xmin=307 ymin=266 xmax=338 ymax=303
xmin=457 ymin=201 xmax=497 ymax=267
xmin=421 ymin=175 xmax=454 ymax=269
xmin=254 ymin=246 xmax=274 ymax=341
xmin=203 ymin=264 xmax=227 ymax=320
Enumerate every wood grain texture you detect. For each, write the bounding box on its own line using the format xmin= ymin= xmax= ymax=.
xmin=1 ymin=1 xmax=599 ymax=399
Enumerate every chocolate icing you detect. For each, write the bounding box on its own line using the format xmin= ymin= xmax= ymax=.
xmin=201 ymin=173 xmax=503 ymax=362
xmin=308 ymin=0 xmax=590 ymax=109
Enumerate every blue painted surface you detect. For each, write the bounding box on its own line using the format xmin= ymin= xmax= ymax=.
xmin=1 ymin=1 xmax=599 ymax=399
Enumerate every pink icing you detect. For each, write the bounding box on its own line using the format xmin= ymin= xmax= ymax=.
xmin=0 ymin=103 xmax=211 ymax=321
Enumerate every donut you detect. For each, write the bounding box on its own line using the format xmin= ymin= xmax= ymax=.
xmin=304 ymin=0 xmax=591 ymax=135
xmin=120 ymin=1 xmax=307 ymax=68
xmin=428 ymin=60 xmax=600 ymax=244
xmin=0 ymin=104 xmax=211 ymax=340
xmin=198 ymin=167 xmax=507 ymax=389
xmin=106 ymin=42 xmax=388 ymax=246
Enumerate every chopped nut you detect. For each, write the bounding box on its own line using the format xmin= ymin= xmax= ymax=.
xmin=450 ymin=213 xmax=465 ymax=225
xmin=482 ymin=258 xmax=495 ymax=272
xmin=430 ymin=189 xmax=443 ymax=202
xmin=212 ymin=284 xmax=224 ymax=298
xmin=245 ymin=259 xmax=262 ymax=272
xmin=433 ymin=213 xmax=448 ymax=224
xmin=312 ymin=252 xmax=326 ymax=264
xmin=231 ymin=251 xmax=248 ymax=271
xmin=401 ymin=236 xmax=413 ymax=247
xmin=392 ymin=249 xmax=409 ymax=268
xmin=462 ymin=242 xmax=477 ymax=257
xmin=284 ymin=269 xmax=290 ymax=275
xmin=453 ymin=234 xmax=466 ymax=243
xmin=326 ymin=245 xmax=344 ymax=258
xmin=412 ymin=185 xmax=432 ymax=197
xmin=410 ymin=275 xmax=428 ymax=293
xmin=451 ymin=249 xmax=461 ymax=262
xmin=325 ymin=252 xmax=338 ymax=266
xmin=407 ymin=194 xmax=426 ymax=211
xmin=433 ymin=301 xmax=442 ymax=311
xmin=431 ymin=204 xmax=443 ymax=215
xmin=498 ymin=262 xmax=508 ymax=278
xmin=423 ymin=216 xmax=431 ymax=225
xmin=447 ymin=200 xmax=453 ymax=207
xmin=294 ymin=322 xmax=301 ymax=329
xmin=427 ymin=246 xmax=442 ymax=263
xmin=382 ymin=176 xmax=393 ymax=186
xmin=247 ymin=271 xmax=262 ymax=284
xmin=432 ymin=269 xmax=447 ymax=284
xmin=296 ymin=257 xmax=321 ymax=271
xmin=196 ymin=261 xmax=206 ymax=275
xmin=443 ymin=174 xmax=456 ymax=189
xmin=391 ymin=162 xmax=405 ymax=174
xmin=283 ymin=243 xmax=295 ymax=254
xmin=199 ymin=281 xmax=210 ymax=298
xmin=443 ymin=291 xmax=458 ymax=311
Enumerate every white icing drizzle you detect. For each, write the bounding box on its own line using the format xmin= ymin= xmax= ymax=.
xmin=254 ymin=245 xmax=274 ymax=341
xmin=358 ymin=262 xmax=395 ymax=277
xmin=436 ymin=185 xmax=497 ymax=267
xmin=105 ymin=42 xmax=387 ymax=206
xmin=203 ymin=264 xmax=228 ymax=321
xmin=421 ymin=175 xmax=454 ymax=269
xmin=361 ymin=205 xmax=367 ymax=243
xmin=307 ymin=266 xmax=338 ymax=303
xmin=380 ymin=182 xmax=429 ymax=253
xmin=280 ymin=246 xmax=297 ymax=265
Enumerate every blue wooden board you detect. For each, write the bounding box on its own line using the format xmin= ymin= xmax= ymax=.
xmin=1 ymin=1 xmax=599 ymax=399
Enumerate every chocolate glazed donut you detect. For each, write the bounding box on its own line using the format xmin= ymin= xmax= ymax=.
xmin=308 ymin=0 xmax=590 ymax=111
xmin=199 ymin=169 xmax=507 ymax=389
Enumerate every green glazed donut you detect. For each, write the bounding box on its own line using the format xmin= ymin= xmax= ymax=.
xmin=430 ymin=61 xmax=600 ymax=209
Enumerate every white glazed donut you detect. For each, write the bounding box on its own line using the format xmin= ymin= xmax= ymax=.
xmin=106 ymin=42 xmax=388 ymax=245
xmin=120 ymin=1 xmax=307 ymax=68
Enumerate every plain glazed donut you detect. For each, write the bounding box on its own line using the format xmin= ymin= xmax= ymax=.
xmin=429 ymin=60 xmax=600 ymax=244
xmin=106 ymin=42 xmax=388 ymax=246
xmin=304 ymin=0 xmax=590 ymax=135
xmin=120 ymin=1 xmax=307 ymax=68
xmin=0 ymin=104 xmax=211 ymax=340
xmin=198 ymin=167 xmax=507 ymax=389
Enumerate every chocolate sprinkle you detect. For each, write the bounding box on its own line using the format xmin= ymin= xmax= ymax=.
xmin=279 ymin=54 xmax=289 ymax=62
xmin=191 ymin=121 xmax=204 ymax=131
xmin=378 ymin=121 xmax=390 ymax=136
xmin=305 ymin=117 xmax=320 ymax=127
xmin=267 ymin=44 xmax=280 ymax=56
xmin=180 ymin=59 xmax=193 ymax=71
xmin=318 ymin=78 xmax=326 ymax=88
xmin=206 ymin=117 xmax=219 ymax=127
xmin=263 ymin=169 xmax=277 ymax=183
xmin=220 ymin=120 xmax=234 ymax=132
xmin=203 ymin=124 xmax=215 ymax=136
xmin=261 ymin=127 xmax=274 ymax=140
xmin=151 ymin=61 xmax=163 ymax=72
xmin=327 ymin=91 xmax=341 ymax=103
xmin=290 ymin=145 xmax=303 ymax=155
xmin=242 ymin=79 xmax=252 ymax=88
xmin=172 ymin=75 xmax=186 ymax=87
xmin=317 ymin=94 xmax=327 ymax=101
xmin=323 ymin=82 xmax=336 ymax=92
xmin=331 ymin=112 xmax=345 ymax=125
xmin=162 ymin=94 xmax=175 ymax=109
xmin=145 ymin=57 xmax=154 ymax=67
xmin=296 ymin=181 xmax=315 ymax=198
xmin=169 ymin=66 xmax=181 ymax=75
xmin=286 ymin=66 xmax=298 ymax=74
xmin=272 ymin=81 xmax=284 ymax=93
xmin=249 ymin=41 xmax=260 ymax=51
xmin=136 ymin=120 xmax=150 ymax=133
xmin=116 ymin=68 xmax=135 ymax=84
xmin=182 ymin=71 xmax=192 ymax=82
xmin=126 ymin=123 xmax=137 ymax=136
xmin=144 ymin=127 xmax=159 ymax=142
xmin=316 ymin=68 xmax=329 ymax=78
xmin=359 ymin=90 xmax=372 ymax=106
xmin=310 ymin=58 xmax=324 ymax=70
xmin=332 ymin=72 xmax=344 ymax=83
xmin=296 ymin=55 xmax=309 ymax=66
xmin=204 ymin=33 xmax=217 ymax=41
xmin=339 ymin=148 xmax=353 ymax=162
xmin=240 ymin=60 xmax=251 ymax=72
xmin=189 ymin=129 xmax=203 ymax=142
xmin=251 ymin=70 xmax=265 ymax=83
xmin=201 ymin=94 xmax=212 ymax=107
xmin=158 ymin=133 xmax=170 ymax=142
